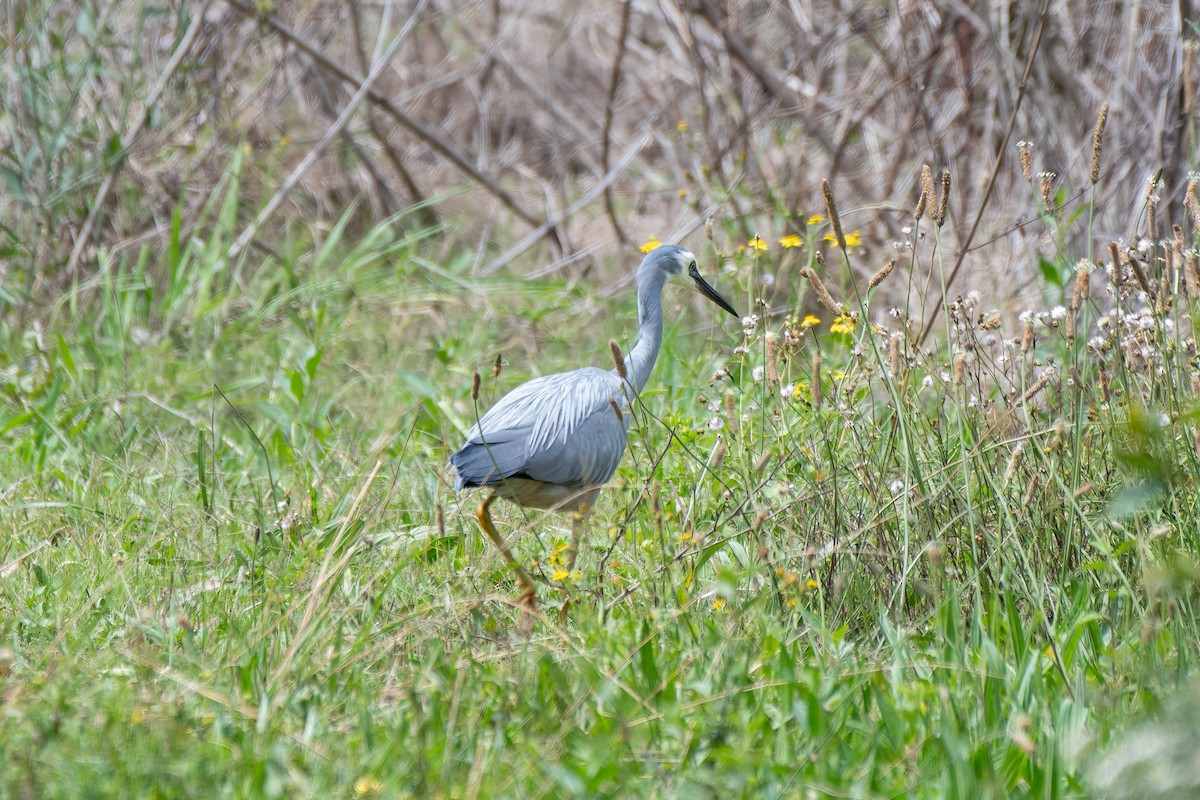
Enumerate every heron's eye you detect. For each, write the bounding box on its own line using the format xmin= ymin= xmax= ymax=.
xmin=689 ymin=261 xmax=698 ymax=272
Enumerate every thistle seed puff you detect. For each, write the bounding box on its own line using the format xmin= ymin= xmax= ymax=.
xmin=934 ymin=169 xmax=951 ymax=227
xmin=800 ymin=266 xmax=843 ymax=315
xmin=1090 ymin=102 xmax=1109 ymax=186
xmin=821 ymin=179 xmax=845 ymax=249
xmin=869 ymin=259 xmax=896 ymax=290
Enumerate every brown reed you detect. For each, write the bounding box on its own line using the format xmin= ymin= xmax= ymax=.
xmin=1018 ymin=141 xmax=1033 ymax=180
xmin=915 ymin=164 xmax=934 ymax=220
xmin=609 ymin=340 xmax=627 ymax=380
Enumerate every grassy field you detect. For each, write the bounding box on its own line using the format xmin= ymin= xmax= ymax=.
xmin=4 ymin=157 xmax=1200 ymax=798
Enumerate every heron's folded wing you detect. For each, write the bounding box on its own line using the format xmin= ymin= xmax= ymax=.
xmin=452 ymin=368 xmax=632 ymax=489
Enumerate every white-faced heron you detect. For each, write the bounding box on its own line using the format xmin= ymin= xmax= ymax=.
xmin=451 ymin=244 xmax=738 ymax=605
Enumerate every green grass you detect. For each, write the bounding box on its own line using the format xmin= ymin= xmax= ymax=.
xmin=3 ymin=181 xmax=1200 ymax=799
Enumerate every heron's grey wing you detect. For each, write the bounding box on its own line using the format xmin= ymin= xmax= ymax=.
xmin=451 ymin=367 xmax=632 ymax=490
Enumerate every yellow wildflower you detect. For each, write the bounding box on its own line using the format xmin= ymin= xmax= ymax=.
xmin=800 ymin=314 xmax=821 ymax=329
xmin=825 ymin=229 xmax=863 ymax=248
xmin=354 ymin=777 xmax=384 ymax=798
xmin=712 ymin=597 xmax=727 ymax=610
xmin=640 ymin=236 xmax=662 ymax=253
xmin=830 ymin=315 xmax=855 ymax=334
xmin=748 ymin=235 xmax=768 ymax=251
xmin=676 ymin=119 xmax=688 ymax=132
xmin=807 ymin=214 xmax=826 ymax=225
xmin=792 ymin=382 xmax=807 ymax=397
xmin=779 ymin=234 xmax=803 ymax=248
xmin=804 ymin=578 xmax=820 ymax=590
xmin=552 ymin=569 xmax=570 ymax=581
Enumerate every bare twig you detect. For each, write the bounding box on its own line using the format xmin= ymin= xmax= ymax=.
xmin=222 ymin=0 xmax=556 ymax=244
xmin=918 ymin=0 xmax=1051 ymax=347
xmin=601 ymin=0 xmax=635 ymax=245
xmin=67 ymin=1 xmax=211 ymax=276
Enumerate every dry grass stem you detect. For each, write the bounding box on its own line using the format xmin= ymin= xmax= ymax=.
xmin=491 ymin=353 xmax=503 ymax=378
xmin=1023 ymin=474 xmax=1040 ymax=506
xmin=1039 ymin=172 xmax=1056 ymax=207
xmin=1108 ymin=241 xmax=1124 ymax=290
xmin=471 ymin=370 xmax=481 ymax=401
xmin=889 ymin=335 xmax=902 ymax=377
xmin=1071 ymin=261 xmax=1089 ymax=310
xmin=1187 ymin=178 xmax=1200 ymax=233
xmin=724 ymin=391 xmax=737 ymax=430
xmin=1185 ymin=250 xmax=1200 ymax=300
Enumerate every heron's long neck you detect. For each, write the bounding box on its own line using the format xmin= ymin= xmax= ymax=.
xmin=624 ymin=272 xmax=665 ymax=395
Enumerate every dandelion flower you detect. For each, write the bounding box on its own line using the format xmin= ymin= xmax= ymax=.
xmin=748 ymin=235 xmax=768 ymax=251
xmin=552 ymin=569 xmax=570 ymax=581
xmin=800 ymin=314 xmax=821 ymax=329
xmin=779 ymin=234 xmax=803 ymax=248
xmin=807 ymin=214 xmax=826 ymax=225
xmin=640 ymin=236 xmax=662 ymax=253
xmin=830 ymin=315 xmax=855 ymax=334
xmin=825 ymin=230 xmax=862 ymax=248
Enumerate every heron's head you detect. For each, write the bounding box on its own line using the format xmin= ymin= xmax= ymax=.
xmin=639 ymin=244 xmax=739 ymax=317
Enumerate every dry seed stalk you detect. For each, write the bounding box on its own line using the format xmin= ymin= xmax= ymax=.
xmin=1018 ymin=141 xmax=1033 ymax=180
xmin=953 ymin=353 xmax=966 ymax=385
xmin=934 ymin=168 xmax=951 ymax=227
xmin=1186 ymin=41 xmax=1196 ymax=116
xmin=765 ymin=333 xmax=779 ymax=384
xmin=1004 ymin=444 xmax=1024 ymax=482
xmin=800 ymin=266 xmax=843 ymax=314
xmin=1039 ymin=172 xmax=1056 ymax=207
xmin=1020 ymin=318 xmax=1035 ymax=354
xmin=1157 ymin=259 xmax=1172 ymax=316
xmin=915 ymin=164 xmax=934 ymax=220
xmin=1023 ymin=368 xmax=1054 ymax=402
xmin=1188 ymin=178 xmax=1200 ymax=233
xmin=609 ymin=340 xmax=627 ymax=380
xmin=868 ymin=259 xmax=896 ymax=290
xmin=821 ymin=179 xmax=845 ymax=248
xmin=888 ymin=334 xmax=902 ymax=377
xmin=491 ymin=353 xmax=503 ymax=378
xmin=1185 ymin=250 xmax=1200 ymax=300
xmin=754 ymin=450 xmax=772 ymax=474
xmin=1065 ymin=307 xmax=1076 ymax=343
xmin=1023 ymin=474 xmax=1040 ymax=507
xmin=1071 ymin=261 xmax=1089 ymax=310
xmin=1090 ymin=102 xmax=1109 ymax=185
xmin=1108 ymin=241 xmax=1124 ymax=290
xmin=471 ymin=370 xmax=481 ymax=401
xmin=724 ymin=391 xmax=737 ymax=430
xmin=711 ymin=437 xmax=726 ymax=468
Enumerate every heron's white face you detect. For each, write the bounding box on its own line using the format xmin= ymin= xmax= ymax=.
xmin=664 ymin=249 xmax=698 ymax=286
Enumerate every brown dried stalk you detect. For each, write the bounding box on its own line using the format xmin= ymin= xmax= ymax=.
xmin=1090 ymin=102 xmax=1109 ymax=185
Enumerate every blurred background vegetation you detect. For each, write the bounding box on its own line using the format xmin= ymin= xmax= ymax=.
xmin=0 ymin=0 xmax=1191 ymax=308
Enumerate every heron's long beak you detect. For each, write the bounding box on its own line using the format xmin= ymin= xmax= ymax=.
xmin=689 ymin=264 xmax=739 ymax=318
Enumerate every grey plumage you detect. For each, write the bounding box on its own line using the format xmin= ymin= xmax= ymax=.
xmin=451 ymin=244 xmax=738 ymax=512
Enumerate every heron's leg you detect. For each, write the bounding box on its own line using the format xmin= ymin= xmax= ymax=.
xmin=476 ymin=494 xmax=537 ymax=607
